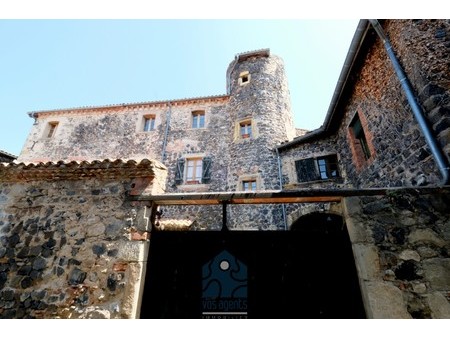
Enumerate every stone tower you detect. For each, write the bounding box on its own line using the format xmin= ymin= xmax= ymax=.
xmin=225 ymin=49 xmax=296 ymax=229
xmin=226 ymin=49 xmax=295 ymax=191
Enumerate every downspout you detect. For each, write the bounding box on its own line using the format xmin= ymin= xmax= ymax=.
xmin=161 ymin=101 xmax=171 ymax=163
xmin=369 ymin=19 xmax=450 ymax=185
xmin=276 ymin=148 xmax=288 ymax=230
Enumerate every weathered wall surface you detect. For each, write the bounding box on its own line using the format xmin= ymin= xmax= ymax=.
xmin=336 ymin=20 xmax=449 ymax=188
xmin=0 ymin=161 xmax=166 ymax=318
xmin=344 ymin=189 xmax=450 ymax=319
xmin=18 ymin=52 xmax=296 ymax=231
xmin=279 ymin=20 xmax=449 ymax=189
xmin=280 ymin=135 xmax=345 ymax=189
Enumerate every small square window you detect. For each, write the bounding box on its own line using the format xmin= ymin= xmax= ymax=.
xmin=192 ymin=111 xmax=205 ymax=129
xmin=143 ymin=115 xmax=156 ymax=132
xmin=46 ymin=122 xmax=58 ymax=138
xmin=242 ymin=180 xmax=257 ymax=191
xmin=239 ymin=71 xmax=250 ymax=86
xmin=240 ymin=121 xmax=252 ymax=138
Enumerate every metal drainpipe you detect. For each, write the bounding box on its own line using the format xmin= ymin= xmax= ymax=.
xmin=275 ymin=148 xmax=288 ymax=230
xmin=369 ymin=19 xmax=450 ymax=185
xmin=161 ymin=101 xmax=172 ymax=163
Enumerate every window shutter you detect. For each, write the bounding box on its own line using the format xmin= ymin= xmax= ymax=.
xmin=295 ymin=158 xmax=318 ymax=182
xmin=175 ymin=158 xmax=185 ymax=185
xmin=202 ymin=157 xmax=212 ymax=184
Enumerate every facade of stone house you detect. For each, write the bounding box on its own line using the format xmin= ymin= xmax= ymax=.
xmin=277 ymin=19 xmax=450 ymax=319
xmin=0 ymin=19 xmax=449 ymax=318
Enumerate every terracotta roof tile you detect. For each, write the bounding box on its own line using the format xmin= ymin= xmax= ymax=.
xmin=28 ymin=94 xmax=229 ymax=117
xmin=0 ymin=158 xmax=166 ymax=182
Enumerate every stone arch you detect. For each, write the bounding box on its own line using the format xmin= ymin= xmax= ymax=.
xmin=286 ymin=202 xmax=342 ymax=230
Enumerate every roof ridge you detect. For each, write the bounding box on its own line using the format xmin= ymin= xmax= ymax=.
xmin=28 ymin=93 xmax=229 ymax=116
xmin=0 ymin=149 xmax=17 ymax=158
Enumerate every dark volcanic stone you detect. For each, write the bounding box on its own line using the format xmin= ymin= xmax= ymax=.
xmin=69 ymin=268 xmax=87 ymax=286
xmin=1 ymin=289 xmax=15 ymax=301
xmin=32 ymin=257 xmax=47 ymax=271
xmin=395 ymin=260 xmax=421 ymax=281
xmin=107 ymin=274 xmax=117 ymax=292
xmin=8 ymin=234 xmax=20 ymax=247
xmin=92 ymin=243 xmax=106 ymax=257
xmin=17 ymin=265 xmax=32 ymax=276
xmin=20 ymin=276 xmax=33 ymax=289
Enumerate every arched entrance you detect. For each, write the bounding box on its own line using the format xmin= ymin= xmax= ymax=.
xmin=285 ymin=212 xmax=366 ymax=318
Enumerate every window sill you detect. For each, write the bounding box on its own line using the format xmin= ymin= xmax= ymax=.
xmin=293 ymin=177 xmax=344 ymax=186
xmin=177 ymin=183 xmax=209 ymax=192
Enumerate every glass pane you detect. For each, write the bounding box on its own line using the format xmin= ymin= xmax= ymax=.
xmin=195 ymin=161 xmax=202 ymax=180
xmin=187 ymin=168 xmax=194 ymax=181
xmin=192 ymin=115 xmax=198 ymax=128
xmin=186 ymin=160 xmax=194 ymax=180
xmin=352 ymin=117 xmax=362 ymax=137
xmin=251 ymin=181 xmax=257 ymax=191
xmin=199 ymin=114 xmax=205 ymax=128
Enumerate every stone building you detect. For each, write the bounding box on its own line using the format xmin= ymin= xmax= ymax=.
xmin=0 ymin=20 xmax=449 ymax=319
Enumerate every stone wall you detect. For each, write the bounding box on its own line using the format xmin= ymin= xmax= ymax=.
xmin=336 ymin=20 xmax=449 ymax=188
xmin=0 ymin=160 xmax=166 ymax=318
xmin=18 ymin=51 xmax=297 ymax=231
xmin=280 ymin=135 xmax=345 ymax=189
xmin=344 ymin=188 xmax=450 ymax=318
xmin=279 ymin=20 xmax=449 ymax=189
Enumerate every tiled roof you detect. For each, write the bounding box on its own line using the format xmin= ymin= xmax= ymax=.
xmin=0 ymin=149 xmax=17 ymax=159
xmin=28 ymin=94 xmax=229 ymax=117
xmin=0 ymin=158 xmax=166 ymax=182
xmin=236 ymin=48 xmax=270 ymax=62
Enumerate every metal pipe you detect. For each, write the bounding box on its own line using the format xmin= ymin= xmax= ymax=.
xmin=161 ymin=101 xmax=172 ymax=163
xmin=369 ymin=19 xmax=450 ymax=185
xmin=275 ymin=148 xmax=288 ymax=230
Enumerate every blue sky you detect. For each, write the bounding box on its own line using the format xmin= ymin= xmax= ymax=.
xmin=0 ymin=19 xmax=359 ymax=156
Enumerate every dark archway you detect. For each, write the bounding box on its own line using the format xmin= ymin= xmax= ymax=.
xmin=286 ymin=212 xmax=366 ymax=318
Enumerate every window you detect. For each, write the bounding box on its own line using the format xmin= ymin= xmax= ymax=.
xmin=240 ymin=121 xmax=252 ymax=138
xmin=350 ymin=114 xmax=371 ymax=160
xmin=239 ymin=71 xmax=251 ymax=86
xmin=242 ymin=180 xmax=257 ymax=191
xmin=186 ymin=158 xmax=202 ymax=184
xmin=295 ymin=155 xmax=339 ymax=183
xmin=192 ymin=111 xmax=205 ymax=129
xmin=143 ymin=115 xmax=156 ymax=131
xmin=317 ymin=156 xmax=339 ymax=180
xmin=175 ymin=157 xmax=211 ymax=185
xmin=46 ymin=122 xmax=58 ymax=138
